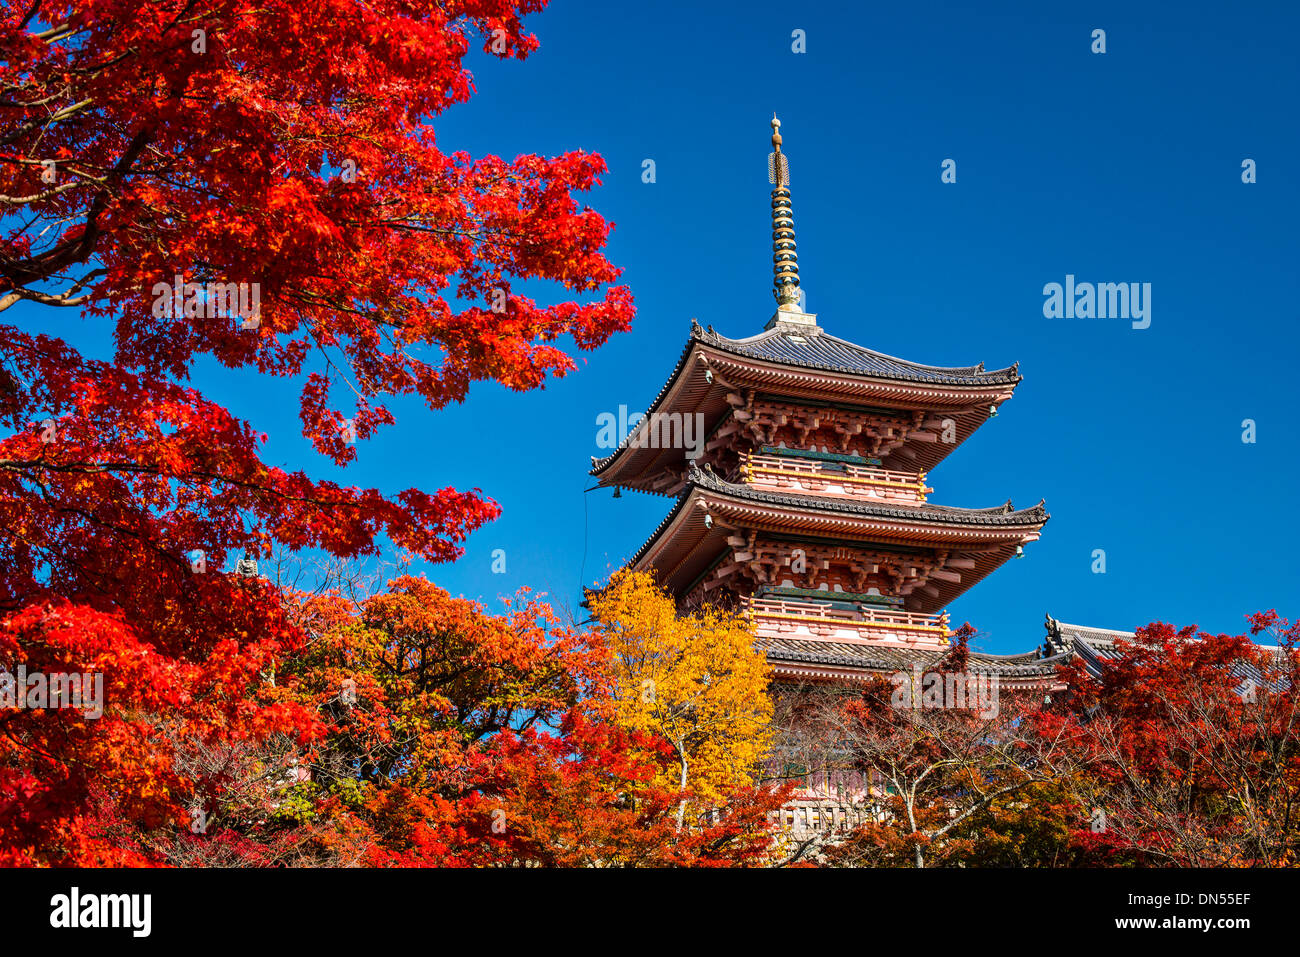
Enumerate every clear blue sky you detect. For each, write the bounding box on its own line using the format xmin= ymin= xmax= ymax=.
xmin=26 ymin=0 xmax=1300 ymax=653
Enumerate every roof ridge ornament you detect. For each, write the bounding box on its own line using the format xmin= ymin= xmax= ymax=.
xmin=1042 ymin=615 xmax=1067 ymax=656
xmin=764 ymin=115 xmax=819 ymax=333
xmin=690 ymin=318 xmax=722 ymax=343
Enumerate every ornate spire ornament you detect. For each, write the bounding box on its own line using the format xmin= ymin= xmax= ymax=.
xmin=765 ymin=116 xmax=816 ymax=329
xmin=768 ymin=116 xmax=799 ymax=307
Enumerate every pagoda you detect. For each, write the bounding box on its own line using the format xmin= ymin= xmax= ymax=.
xmin=592 ymin=117 xmax=1050 ymax=686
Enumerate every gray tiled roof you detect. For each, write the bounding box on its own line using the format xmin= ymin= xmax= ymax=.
xmin=1042 ymin=616 xmax=1136 ymax=677
xmin=688 ymin=463 xmax=1048 ymax=526
xmin=761 ymin=636 xmax=1069 ymax=678
xmin=1043 ymin=615 xmax=1289 ymax=685
xmin=695 ymin=322 xmax=1021 ymax=387
xmin=1048 ymin=619 xmax=1134 ymax=650
xmin=625 ymin=463 xmax=1047 ymax=571
xmin=591 ymin=320 xmax=1021 ymax=475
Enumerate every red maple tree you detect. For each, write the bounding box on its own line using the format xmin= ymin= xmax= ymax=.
xmin=1041 ymin=613 xmax=1300 ymax=866
xmin=90 ymin=575 xmax=788 ymax=867
xmin=0 ymin=0 xmax=632 ymax=864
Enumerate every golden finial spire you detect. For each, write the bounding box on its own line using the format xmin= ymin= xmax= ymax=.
xmin=767 ymin=115 xmax=802 ymax=312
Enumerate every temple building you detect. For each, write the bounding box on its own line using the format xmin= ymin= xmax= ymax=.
xmin=593 ymin=117 xmax=1072 ymax=691
xmin=589 ymin=117 xmax=1165 ymax=838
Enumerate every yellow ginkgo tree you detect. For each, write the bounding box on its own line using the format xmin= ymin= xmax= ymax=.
xmin=588 ymin=570 xmax=774 ymax=829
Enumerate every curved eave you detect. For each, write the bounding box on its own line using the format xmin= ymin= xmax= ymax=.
xmin=589 ymin=333 xmax=701 ymax=493
xmin=760 ymin=637 xmax=1070 ymax=684
xmin=767 ymin=659 xmax=1064 ymax=688
xmin=701 ymin=324 xmax=1021 ymax=387
xmin=629 ymin=473 xmax=1048 ymax=614
xmin=591 ymin=324 xmax=1023 ymax=494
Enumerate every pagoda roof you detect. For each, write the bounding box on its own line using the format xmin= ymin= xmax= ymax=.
xmin=764 ymin=615 xmax=1290 ymax=688
xmin=760 ymin=616 xmax=1173 ymax=686
xmin=591 ymin=320 xmax=1022 ymax=493
xmin=1042 ymin=616 xmax=1135 ymax=658
xmin=629 ymin=463 xmax=1048 ymax=613
xmin=1041 ymin=617 xmax=1136 ymax=678
xmin=677 ymin=463 xmax=1049 ymax=530
xmin=761 ymin=636 xmax=1070 ymax=683
xmin=696 ymin=322 xmax=1020 ymax=387
xmin=1041 ymin=615 xmax=1288 ymax=685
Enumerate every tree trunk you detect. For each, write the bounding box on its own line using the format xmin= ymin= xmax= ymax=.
xmin=674 ymin=745 xmax=689 ymax=831
xmin=904 ymin=795 xmax=924 ymax=867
